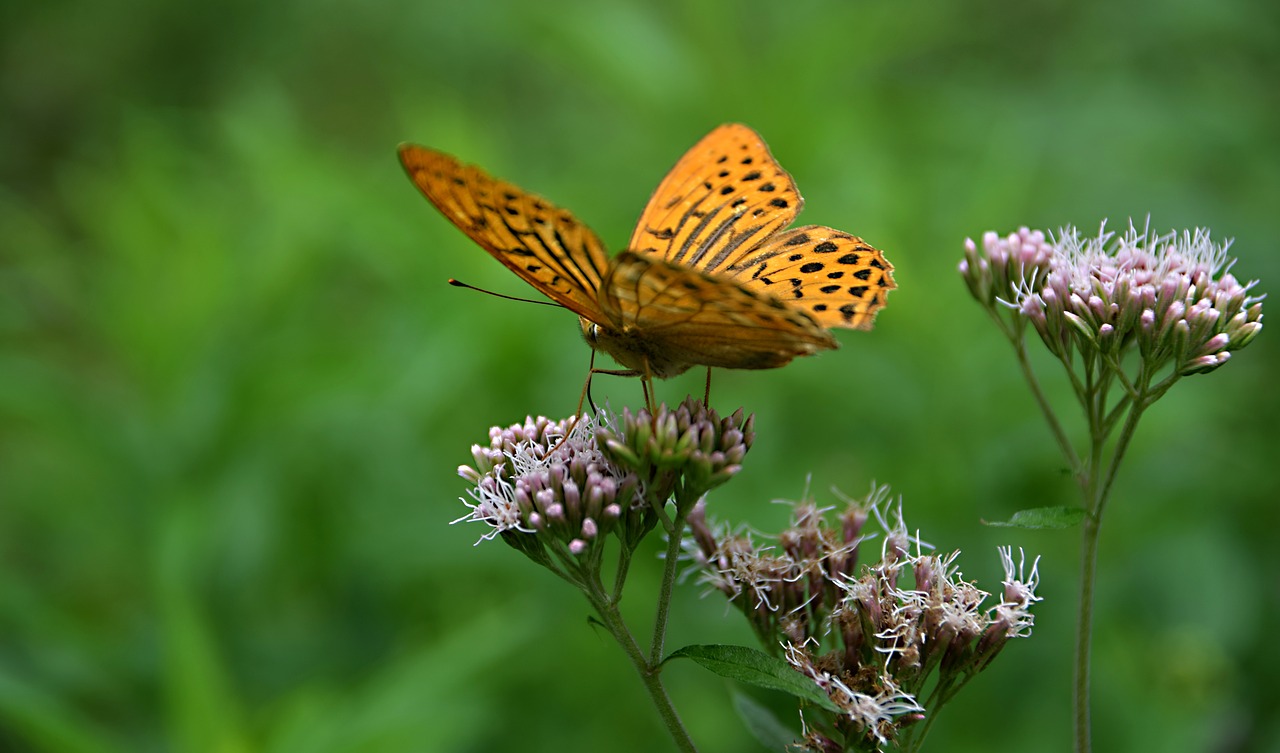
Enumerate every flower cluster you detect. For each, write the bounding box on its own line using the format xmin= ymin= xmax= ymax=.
xmin=961 ymin=222 xmax=1264 ymax=377
xmin=457 ymin=400 xmax=755 ymax=568
xmin=686 ymin=486 xmax=1042 ymax=752
xmin=456 ymin=411 xmax=641 ymax=566
xmin=598 ymin=397 xmax=754 ymax=513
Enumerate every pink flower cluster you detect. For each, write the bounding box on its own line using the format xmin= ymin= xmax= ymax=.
xmin=962 ymin=223 xmax=1264 ymax=376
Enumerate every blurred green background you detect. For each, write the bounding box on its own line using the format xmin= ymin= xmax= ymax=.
xmin=3 ymin=0 xmax=1278 ymax=751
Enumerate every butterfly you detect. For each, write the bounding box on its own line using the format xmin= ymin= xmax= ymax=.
xmin=398 ymin=123 xmax=895 ymax=411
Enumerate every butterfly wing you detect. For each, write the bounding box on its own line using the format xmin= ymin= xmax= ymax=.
xmin=596 ymin=251 xmax=837 ymax=375
xmin=627 ymin=126 xmax=895 ymax=333
xmin=720 ymin=225 xmax=896 ymax=331
xmin=627 ymin=124 xmax=802 ymax=272
xmin=399 ymin=144 xmax=612 ymax=321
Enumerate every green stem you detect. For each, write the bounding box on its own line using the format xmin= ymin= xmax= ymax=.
xmin=1096 ymin=393 xmax=1149 ymax=523
xmin=650 ymin=492 xmax=692 ymax=665
xmin=612 ymin=542 xmax=633 ymax=604
xmin=1012 ymin=338 xmax=1082 ymax=474
xmin=587 ymin=580 xmax=698 ymax=753
xmin=904 ymin=681 xmax=949 ymax=753
xmin=1074 ymin=370 xmax=1152 ymax=753
xmin=1073 ymin=506 xmax=1099 ymax=753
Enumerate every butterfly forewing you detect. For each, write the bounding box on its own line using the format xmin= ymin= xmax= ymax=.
xmin=398 ymin=144 xmax=611 ymax=320
xmin=628 ymin=124 xmax=802 ymax=272
xmin=599 ymin=251 xmax=837 ymax=373
xmin=723 ymin=226 xmax=897 ymax=331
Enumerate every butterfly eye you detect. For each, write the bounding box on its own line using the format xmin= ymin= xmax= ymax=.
xmin=579 ymin=318 xmax=600 ymax=344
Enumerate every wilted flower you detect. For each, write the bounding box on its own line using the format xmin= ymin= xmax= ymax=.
xmin=687 ymin=485 xmax=1042 ymax=751
xmin=786 ymin=642 xmax=925 ymax=750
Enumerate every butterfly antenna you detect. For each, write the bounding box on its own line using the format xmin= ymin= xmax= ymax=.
xmin=448 ymin=279 xmax=562 ymax=307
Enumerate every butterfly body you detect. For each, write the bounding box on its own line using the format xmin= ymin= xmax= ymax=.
xmin=581 ymin=250 xmax=838 ymax=378
xmin=399 ymin=124 xmax=894 ymax=384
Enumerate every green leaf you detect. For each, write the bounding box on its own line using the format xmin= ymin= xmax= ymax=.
xmin=731 ymin=689 xmax=801 ymax=752
xmin=983 ymin=505 xmax=1086 ymax=529
xmin=666 ymin=644 xmax=840 ymax=713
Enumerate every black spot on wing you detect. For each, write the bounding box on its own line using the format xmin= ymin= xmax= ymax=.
xmin=839 ymin=303 xmax=864 ymax=322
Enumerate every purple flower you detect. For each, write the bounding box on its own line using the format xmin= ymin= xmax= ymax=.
xmin=455 ymin=412 xmax=640 ymax=562
xmin=965 ymin=221 xmax=1264 ymax=376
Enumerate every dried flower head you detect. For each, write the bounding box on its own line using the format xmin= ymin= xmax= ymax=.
xmin=687 ymin=485 xmax=1041 ymax=750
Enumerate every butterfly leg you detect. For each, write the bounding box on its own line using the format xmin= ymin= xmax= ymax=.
xmin=703 ymin=366 xmax=712 ymax=407
xmin=641 ymin=357 xmax=658 ymax=419
xmin=581 ymin=359 xmax=647 ymax=415
xmin=548 ymin=353 xmax=598 ymax=455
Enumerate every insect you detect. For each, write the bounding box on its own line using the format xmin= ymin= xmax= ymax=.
xmin=398 ymin=124 xmax=895 ymax=413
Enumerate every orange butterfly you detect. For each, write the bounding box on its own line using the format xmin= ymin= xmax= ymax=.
xmin=399 ymin=124 xmax=895 ymax=410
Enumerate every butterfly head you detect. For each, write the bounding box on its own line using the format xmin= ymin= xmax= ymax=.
xmin=579 ymin=317 xmax=602 ymax=347
xmin=579 ymin=316 xmax=694 ymax=380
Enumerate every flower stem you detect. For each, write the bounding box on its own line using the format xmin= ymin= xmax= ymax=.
xmin=588 ymin=581 xmax=698 ymax=753
xmin=1074 ymin=374 xmax=1152 ymax=753
xmin=1073 ymin=509 xmax=1099 ymax=753
xmin=583 ymin=488 xmax=699 ymax=753
xmin=650 ymin=496 xmax=692 ymax=665
xmin=1012 ymin=338 xmax=1082 ymax=473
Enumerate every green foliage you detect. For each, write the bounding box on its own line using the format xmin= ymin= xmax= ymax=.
xmin=667 ymin=646 xmax=841 ymax=714
xmin=984 ymin=507 xmax=1087 ymax=530
xmin=3 ymin=0 xmax=1279 ymax=751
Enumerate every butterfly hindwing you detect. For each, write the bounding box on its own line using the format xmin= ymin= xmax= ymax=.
xmin=398 ymin=144 xmax=611 ymax=321
xmin=722 ymin=225 xmax=897 ymax=331
xmin=627 ymin=124 xmax=802 ymax=272
xmin=598 ymin=251 xmax=837 ymax=373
